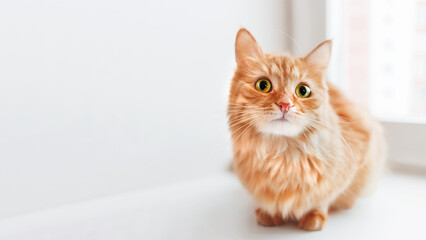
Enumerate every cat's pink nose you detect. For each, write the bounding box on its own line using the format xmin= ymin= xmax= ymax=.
xmin=277 ymin=102 xmax=291 ymax=113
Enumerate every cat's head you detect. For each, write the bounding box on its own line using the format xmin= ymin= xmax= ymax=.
xmin=228 ymin=29 xmax=332 ymax=137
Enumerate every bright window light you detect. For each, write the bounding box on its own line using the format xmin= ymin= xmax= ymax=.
xmin=329 ymin=0 xmax=426 ymax=123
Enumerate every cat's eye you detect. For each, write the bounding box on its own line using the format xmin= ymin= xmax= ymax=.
xmin=295 ymin=84 xmax=311 ymax=98
xmin=255 ymin=78 xmax=272 ymax=93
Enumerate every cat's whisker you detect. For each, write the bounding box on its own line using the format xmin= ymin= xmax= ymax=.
xmin=306 ymin=121 xmax=354 ymax=160
xmin=306 ymin=117 xmax=356 ymax=142
xmin=227 ymin=103 xmax=272 ymax=108
xmin=337 ymin=115 xmax=359 ymax=124
xmin=232 ymin=118 xmax=260 ymax=144
xmin=228 ymin=115 xmax=263 ymax=129
xmin=302 ymin=126 xmax=333 ymax=168
xmin=278 ymin=29 xmax=303 ymax=55
xmin=231 ymin=120 xmax=255 ymax=142
xmin=227 ymin=106 xmax=272 ymax=111
xmin=227 ymin=110 xmax=270 ymax=115
xmin=297 ymin=115 xmax=353 ymax=159
xmin=229 ymin=113 xmax=264 ymax=135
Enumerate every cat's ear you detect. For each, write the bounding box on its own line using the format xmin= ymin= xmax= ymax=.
xmin=235 ymin=28 xmax=264 ymax=66
xmin=304 ymin=40 xmax=332 ymax=73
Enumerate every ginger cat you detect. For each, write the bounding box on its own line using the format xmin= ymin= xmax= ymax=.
xmin=228 ymin=29 xmax=385 ymax=231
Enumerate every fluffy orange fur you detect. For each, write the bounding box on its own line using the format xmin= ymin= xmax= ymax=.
xmin=228 ymin=29 xmax=385 ymax=231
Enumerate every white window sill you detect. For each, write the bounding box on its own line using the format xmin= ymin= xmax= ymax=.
xmin=0 ymin=171 xmax=425 ymax=240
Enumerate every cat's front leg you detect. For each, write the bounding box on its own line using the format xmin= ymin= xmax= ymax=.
xmin=298 ymin=209 xmax=328 ymax=231
xmin=255 ymin=208 xmax=285 ymax=226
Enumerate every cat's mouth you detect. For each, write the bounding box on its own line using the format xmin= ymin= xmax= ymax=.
xmin=272 ymin=114 xmax=289 ymax=122
xmin=260 ymin=113 xmax=304 ymax=136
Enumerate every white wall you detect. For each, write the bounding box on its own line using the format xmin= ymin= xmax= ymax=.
xmin=290 ymin=0 xmax=326 ymax=55
xmin=0 ymin=0 xmax=290 ymax=218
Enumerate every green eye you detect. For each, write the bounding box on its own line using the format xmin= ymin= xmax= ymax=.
xmin=295 ymin=84 xmax=311 ymax=98
xmin=255 ymin=78 xmax=272 ymax=93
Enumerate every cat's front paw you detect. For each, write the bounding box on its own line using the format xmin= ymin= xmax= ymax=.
xmin=298 ymin=210 xmax=327 ymax=231
xmin=255 ymin=208 xmax=284 ymax=227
